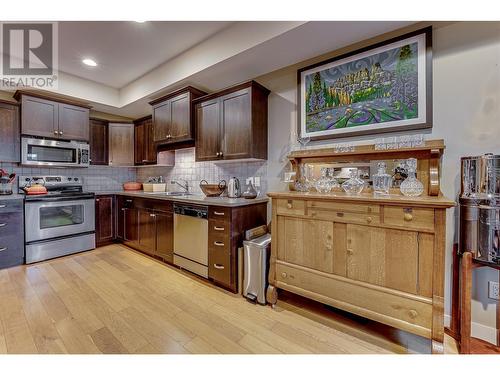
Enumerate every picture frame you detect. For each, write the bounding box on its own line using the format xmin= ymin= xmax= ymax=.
xmin=297 ymin=27 xmax=432 ymax=141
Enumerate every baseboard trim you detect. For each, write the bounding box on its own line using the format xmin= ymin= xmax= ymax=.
xmin=445 ymin=314 xmax=498 ymax=345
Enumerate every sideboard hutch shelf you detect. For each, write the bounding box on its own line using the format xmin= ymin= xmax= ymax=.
xmin=267 ymin=139 xmax=454 ymax=354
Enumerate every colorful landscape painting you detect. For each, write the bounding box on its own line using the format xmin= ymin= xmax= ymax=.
xmin=302 ymin=40 xmax=421 ymax=136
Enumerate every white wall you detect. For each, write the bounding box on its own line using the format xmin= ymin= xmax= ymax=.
xmin=257 ymin=21 xmax=500 ymax=342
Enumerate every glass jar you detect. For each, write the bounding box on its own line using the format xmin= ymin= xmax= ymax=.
xmin=400 ymin=158 xmax=424 ymax=197
xmin=342 ymin=169 xmax=365 ymax=195
xmin=315 ymin=168 xmax=339 ymax=193
xmin=372 ymin=162 xmax=393 ymax=196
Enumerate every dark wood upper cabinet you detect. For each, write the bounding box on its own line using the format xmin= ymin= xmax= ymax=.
xmin=194 ymin=80 xmax=269 ymax=162
xmin=15 ymin=91 xmax=91 ymax=141
xmin=134 ymin=115 xmax=156 ymax=165
xmin=95 ymin=195 xmax=115 ymax=247
xmin=149 ymin=86 xmax=206 ymax=148
xmin=0 ymin=101 xmax=20 ymax=162
xmin=109 ymin=123 xmax=134 ymax=166
xmin=58 ymin=103 xmax=89 ymax=141
xmin=195 ymin=99 xmax=220 ymax=161
xmin=89 ymin=118 xmax=109 ymax=165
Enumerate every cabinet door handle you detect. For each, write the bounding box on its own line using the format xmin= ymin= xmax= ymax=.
xmin=150 ymin=213 xmax=156 ymax=217
xmin=213 ymin=264 xmax=225 ymax=270
xmin=0 ymin=247 xmax=7 ymax=252
xmin=347 ymin=249 xmax=354 ymax=255
xmin=213 ymin=226 xmax=225 ymax=231
xmin=126 ymin=199 xmax=133 ymax=203
xmin=213 ymin=241 xmax=224 ymax=247
xmin=287 ymin=202 xmax=292 ymax=209
xmin=96 ymin=199 xmax=100 ymax=202
xmin=59 ymin=131 xmax=63 ymax=135
xmin=219 ymin=151 xmax=223 ymax=157
xmin=54 ymin=130 xmax=58 ymax=135
xmin=216 ymin=152 xmax=220 ymax=157
xmin=213 ymin=211 xmax=225 ymax=216
xmin=0 ymin=223 xmax=6 ymax=227
xmin=0 ymin=205 xmax=5 ymax=208
xmin=366 ymin=216 xmax=373 ymax=223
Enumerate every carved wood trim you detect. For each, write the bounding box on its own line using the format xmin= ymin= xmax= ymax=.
xmin=429 ymin=148 xmax=441 ymax=196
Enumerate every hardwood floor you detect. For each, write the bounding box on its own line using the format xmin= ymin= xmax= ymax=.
xmin=0 ymin=244 xmax=459 ymax=354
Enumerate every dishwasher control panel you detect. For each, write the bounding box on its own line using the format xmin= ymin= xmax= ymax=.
xmin=173 ymin=204 xmax=208 ymax=219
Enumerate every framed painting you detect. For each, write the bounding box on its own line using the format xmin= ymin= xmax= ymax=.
xmin=298 ymin=27 xmax=432 ymax=140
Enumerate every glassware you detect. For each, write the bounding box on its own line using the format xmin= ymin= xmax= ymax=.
xmin=374 ymin=138 xmax=386 ymax=150
xmin=342 ymin=169 xmax=365 ymax=195
xmin=398 ymin=135 xmax=412 ymax=149
xmin=411 ymin=134 xmax=424 ymax=147
xmin=385 ymin=137 xmax=398 ymax=150
xmin=400 ymin=158 xmax=424 ymax=197
xmin=315 ymin=168 xmax=339 ymax=193
xmin=297 ymin=136 xmax=311 ymax=150
xmin=372 ymin=161 xmax=393 ymax=196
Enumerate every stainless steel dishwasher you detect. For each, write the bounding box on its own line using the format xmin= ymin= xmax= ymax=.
xmin=173 ymin=203 xmax=209 ymax=278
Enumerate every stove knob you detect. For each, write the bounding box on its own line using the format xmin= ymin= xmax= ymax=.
xmin=25 ymin=178 xmax=30 ymax=182
xmin=74 ymin=177 xmax=79 ymax=181
xmin=68 ymin=177 xmax=72 ymax=181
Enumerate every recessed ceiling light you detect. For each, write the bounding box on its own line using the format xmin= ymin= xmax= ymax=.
xmin=134 ymin=20 xmax=146 ymax=23
xmin=82 ymin=58 xmax=97 ymax=67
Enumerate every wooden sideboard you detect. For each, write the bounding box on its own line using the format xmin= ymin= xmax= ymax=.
xmin=267 ymin=140 xmax=455 ymax=353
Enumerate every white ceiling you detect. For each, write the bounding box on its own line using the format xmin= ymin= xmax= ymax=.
xmin=58 ymin=21 xmax=233 ymax=88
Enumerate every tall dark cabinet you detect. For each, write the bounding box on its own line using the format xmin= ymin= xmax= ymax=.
xmin=95 ymin=195 xmax=115 ymax=247
xmin=89 ymin=118 xmax=109 ymax=165
xmin=134 ymin=115 xmax=156 ymax=165
xmin=149 ymin=86 xmax=206 ymax=149
xmin=0 ymin=101 xmax=20 ymax=162
xmin=194 ymin=81 xmax=269 ymax=162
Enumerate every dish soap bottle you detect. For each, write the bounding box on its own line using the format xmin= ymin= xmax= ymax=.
xmin=372 ymin=162 xmax=392 ymax=196
xmin=400 ymin=158 xmax=424 ymax=197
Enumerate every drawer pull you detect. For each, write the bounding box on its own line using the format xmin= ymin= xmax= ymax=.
xmin=408 ymin=309 xmax=418 ymax=319
xmin=287 ymin=202 xmax=293 ymax=209
xmin=126 ymin=199 xmax=133 ymax=203
xmin=336 ymin=212 xmax=344 ymax=217
xmin=404 ymin=213 xmax=413 ymax=222
xmin=281 ymin=272 xmax=287 ymax=278
xmin=213 ymin=241 xmax=224 ymax=247
xmin=213 ymin=211 xmax=225 ymax=216
xmin=0 ymin=247 xmax=6 ymax=252
xmin=213 ymin=226 xmax=225 ymax=231
xmin=0 ymin=223 xmax=6 ymax=227
xmin=213 ymin=264 xmax=225 ymax=270
xmin=366 ymin=216 xmax=372 ymax=223
xmin=0 ymin=205 xmax=5 ymax=208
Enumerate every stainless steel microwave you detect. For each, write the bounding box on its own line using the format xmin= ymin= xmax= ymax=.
xmin=21 ymin=137 xmax=90 ymax=167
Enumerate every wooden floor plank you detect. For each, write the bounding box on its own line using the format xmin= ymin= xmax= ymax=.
xmin=0 ymin=245 xmax=459 ymax=354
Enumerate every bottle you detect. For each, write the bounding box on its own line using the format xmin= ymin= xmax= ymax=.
xmin=400 ymin=158 xmax=424 ymax=197
xmin=242 ymin=181 xmax=258 ymax=199
xmin=372 ymin=162 xmax=392 ymax=196
xmin=342 ymin=169 xmax=365 ymax=195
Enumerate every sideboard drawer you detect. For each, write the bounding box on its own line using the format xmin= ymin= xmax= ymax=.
xmin=383 ymin=206 xmax=435 ymax=232
xmin=308 ymin=201 xmax=380 ymax=214
xmin=308 ymin=208 xmax=380 ymax=226
xmin=276 ymin=199 xmax=305 ymax=216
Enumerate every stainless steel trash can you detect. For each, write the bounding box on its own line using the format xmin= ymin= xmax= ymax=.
xmin=243 ymin=233 xmax=271 ymax=305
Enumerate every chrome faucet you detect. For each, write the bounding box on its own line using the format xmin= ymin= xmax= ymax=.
xmin=174 ymin=179 xmax=189 ymax=193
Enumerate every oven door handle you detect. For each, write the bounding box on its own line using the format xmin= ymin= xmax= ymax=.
xmin=24 ymin=195 xmax=95 ymax=203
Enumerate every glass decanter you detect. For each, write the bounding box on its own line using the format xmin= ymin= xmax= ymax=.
xmin=372 ymin=162 xmax=393 ymax=196
xmin=400 ymin=158 xmax=424 ymax=197
xmin=342 ymin=169 xmax=365 ymax=195
xmin=315 ymin=168 xmax=338 ymax=193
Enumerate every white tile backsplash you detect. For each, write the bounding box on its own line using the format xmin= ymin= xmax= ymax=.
xmin=1 ymin=148 xmax=267 ymax=194
xmin=136 ymin=148 xmax=268 ymax=195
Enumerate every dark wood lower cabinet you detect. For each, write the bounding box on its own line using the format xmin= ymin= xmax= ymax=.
xmin=115 ymin=195 xmax=266 ymax=292
xmin=155 ymin=212 xmax=174 ymax=263
xmin=95 ymin=195 xmax=115 ymax=247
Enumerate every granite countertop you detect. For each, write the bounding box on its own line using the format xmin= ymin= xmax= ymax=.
xmin=93 ymin=190 xmax=269 ymax=207
xmin=0 ymin=193 xmax=25 ymax=201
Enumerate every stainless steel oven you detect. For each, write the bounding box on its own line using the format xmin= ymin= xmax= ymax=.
xmin=21 ymin=137 xmax=90 ymax=167
xmin=25 ymin=196 xmax=95 ymax=243
xmin=21 ymin=176 xmax=96 ymax=264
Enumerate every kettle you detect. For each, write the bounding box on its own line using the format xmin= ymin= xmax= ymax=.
xmin=227 ymin=177 xmax=241 ymax=198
